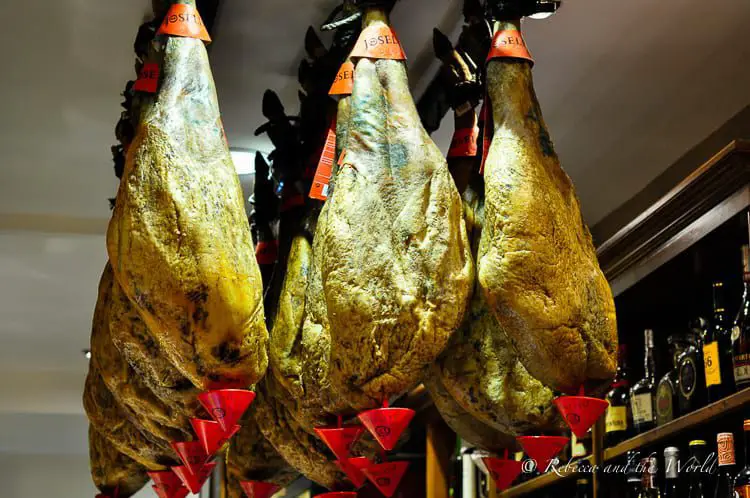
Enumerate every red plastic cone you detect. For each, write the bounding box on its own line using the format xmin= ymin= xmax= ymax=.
xmin=362 ymin=461 xmax=409 ymax=497
xmin=148 ymin=470 xmax=185 ymax=497
xmin=314 ymin=425 xmax=365 ymax=461
xmin=334 ymin=456 xmax=372 ymax=488
xmin=517 ymin=436 xmax=569 ymax=472
xmin=357 ymin=407 xmax=414 ymax=451
xmin=198 ymin=389 xmax=256 ymax=432
xmin=314 ymin=493 xmax=357 ymax=498
xmin=191 ymin=418 xmax=240 ymax=457
xmin=239 ymin=481 xmax=280 ymax=498
xmin=172 ymin=462 xmax=216 ymax=494
xmin=171 ymin=440 xmax=209 ymax=475
xmin=553 ymin=395 xmax=609 ymax=439
xmin=483 ymin=457 xmax=524 ymax=491
xmin=151 ymin=484 xmax=189 ymax=498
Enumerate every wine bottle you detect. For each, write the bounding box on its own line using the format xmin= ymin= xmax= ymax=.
xmin=704 ymin=282 xmax=736 ymax=402
xmin=663 ymin=447 xmax=680 ymax=498
xmin=639 ymin=456 xmax=661 ymax=498
xmin=627 ymin=460 xmax=644 ymax=498
xmin=575 ymin=477 xmax=591 ymax=498
xmin=656 ymin=334 xmax=690 ymax=426
xmin=631 ymin=329 xmax=657 ymax=434
xmin=687 ymin=440 xmax=709 ymax=498
xmin=734 ymin=420 xmax=750 ymax=497
xmin=733 ymin=245 xmax=750 ymax=390
xmin=605 ymin=344 xmax=632 ymax=446
xmin=713 ymin=432 xmax=738 ymax=498
xmin=678 ymin=319 xmax=708 ymax=415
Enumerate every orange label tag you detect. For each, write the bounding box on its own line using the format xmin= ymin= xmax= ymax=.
xmin=487 ymin=30 xmax=533 ymax=64
xmin=338 ymin=149 xmax=347 ymax=166
xmin=134 ymin=63 xmax=159 ymax=93
xmin=329 ymin=61 xmax=355 ymax=96
xmin=350 ymin=25 xmax=406 ymax=60
xmin=309 ymin=118 xmax=337 ymax=200
xmin=448 ymin=127 xmax=479 ymax=158
xmin=157 ymin=3 xmax=212 ymax=43
xmin=479 ymin=100 xmax=493 ymax=174
xmin=255 ymin=240 xmax=278 ymax=265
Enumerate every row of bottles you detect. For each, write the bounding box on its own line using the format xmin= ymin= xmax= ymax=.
xmin=604 ymin=245 xmax=750 ymax=447
xmin=619 ymin=421 xmax=750 ymax=498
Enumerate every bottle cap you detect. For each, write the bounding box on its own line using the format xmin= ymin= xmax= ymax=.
xmin=689 ymin=440 xmax=707 ymax=446
xmin=664 ymin=446 xmax=679 ymax=456
xmin=717 ymin=433 xmax=736 ymax=467
xmin=744 ymin=420 xmax=750 ymax=431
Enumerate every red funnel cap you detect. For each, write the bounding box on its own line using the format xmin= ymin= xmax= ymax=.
xmin=483 ymin=457 xmax=524 ymax=491
xmin=198 ymin=389 xmax=256 ymax=432
xmin=151 ymin=484 xmax=189 ymax=498
xmin=172 ymin=462 xmax=216 ymax=494
xmin=334 ymin=456 xmax=372 ymax=488
xmin=362 ymin=461 xmax=409 ymax=497
xmin=314 ymin=493 xmax=358 ymax=498
xmin=314 ymin=426 xmax=365 ymax=461
xmin=191 ymin=418 xmax=240 ymax=457
xmin=517 ymin=436 xmax=569 ymax=472
xmin=553 ymin=395 xmax=609 ymax=439
xmin=170 ymin=440 xmax=209 ymax=475
xmin=357 ymin=408 xmax=414 ymax=451
xmin=239 ymin=481 xmax=280 ymax=498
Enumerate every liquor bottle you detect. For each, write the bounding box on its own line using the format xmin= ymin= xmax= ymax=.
xmin=734 ymin=420 xmax=750 ymax=497
xmin=687 ymin=439 xmax=709 ymax=498
xmin=627 ymin=470 xmax=644 ymax=498
xmin=678 ymin=319 xmax=708 ymax=415
xmin=713 ymin=432 xmax=738 ymax=498
xmin=640 ymin=456 xmax=661 ymax=498
xmin=733 ymin=245 xmax=750 ymax=390
xmin=656 ymin=334 xmax=690 ymax=426
xmin=663 ymin=447 xmax=680 ymax=498
xmin=631 ymin=329 xmax=657 ymax=434
xmin=606 ymin=344 xmax=632 ymax=446
xmin=575 ymin=477 xmax=591 ymax=498
xmin=704 ymin=282 xmax=737 ymax=402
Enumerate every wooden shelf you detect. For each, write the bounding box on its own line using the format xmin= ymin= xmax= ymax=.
xmin=604 ymin=387 xmax=750 ymax=461
xmin=498 ymin=388 xmax=750 ymax=497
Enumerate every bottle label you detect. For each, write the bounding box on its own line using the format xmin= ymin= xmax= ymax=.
xmin=717 ymin=433 xmax=736 ymax=466
xmin=655 ymin=380 xmax=674 ymax=425
xmin=679 ymin=355 xmax=697 ymax=399
xmin=736 ymin=485 xmax=750 ymax=498
xmin=631 ymin=393 xmax=654 ymax=425
xmin=703 ymin=341 xmax=722 ymax=387
xmin=734 ymin=353 xmax=750 ymax=384
xmin=605 ymin=404 xmax=627 ymax=433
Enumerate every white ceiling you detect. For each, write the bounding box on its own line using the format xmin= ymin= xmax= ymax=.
xmin=0 ymin=0 xmax=749 ymax=458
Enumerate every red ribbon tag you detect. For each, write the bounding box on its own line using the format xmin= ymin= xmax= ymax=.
xmin=448 ymin=111 xmax=479 ymax=158
xmin=309 ymin=116 xmax=337 ymax=200
xmin=134 ymin=63 xmax=159 ymax=94
xmin=487 ymin=30 xmax=533 ymax=64
xmin=350 ymin=25 xmax=406 ymax=60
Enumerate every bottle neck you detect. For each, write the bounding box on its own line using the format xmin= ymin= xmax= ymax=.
xmin=643 ymin=345 xmax=655 ymax=380
xmin=664 ymin=454 xmax=678 ymax=480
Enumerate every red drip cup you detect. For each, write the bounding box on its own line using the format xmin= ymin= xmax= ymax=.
xmin=553 ymin=395 xmax=609 ymax=439
xmin=239 ymin=481 xmax=280 ymax=498
xmin=362 ymin=461 xmax=409 ymax=497
xmin=314 ymin=425 xmax=365 ymax=461
xmin=483 ymin=457 xmax=524 ymax=491
xmin=357 ymin=407 xmax=414 ymax=451
xmin=314 ymin=493 xmax=358 ymax=498
xmin=170 ymin=440 xmax=209 ymax=475
xmin=198 ymin=389 xmax=256 ymax=432
xmin=171 ymin=462 xmax=216 ymax=494
xmin=148 ymin=470 xmax=184 ymax=495
xmin=190 ymin=418 xmax=241 ymax=457
xmin=517 ymin=436 xmax=569 ymax=472
xmin=334 ymin=456 xmax=372 ymax=488
xmin=151 ymin=484 xmax=189 ymax=498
